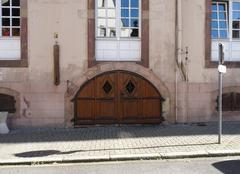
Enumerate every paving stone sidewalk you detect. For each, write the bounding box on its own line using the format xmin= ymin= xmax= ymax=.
xmin=1 ymin=122 xmax=240 ymax=164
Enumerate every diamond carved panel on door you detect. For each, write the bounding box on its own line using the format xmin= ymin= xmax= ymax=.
xmin=74 ymin=71 xmax=164 ymax=125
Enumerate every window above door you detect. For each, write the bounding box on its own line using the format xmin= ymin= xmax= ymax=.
xmin=0 ymin=0 xmax=28 ymax=67
xmin=95 ymin=0 xmax=142 ymax=62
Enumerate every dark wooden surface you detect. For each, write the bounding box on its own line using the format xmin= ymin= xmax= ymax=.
xmin=74 ymin=71 xmax=164 ymax=125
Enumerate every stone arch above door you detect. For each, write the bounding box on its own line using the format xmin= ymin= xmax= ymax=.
xmin=64 ymin=62 xmax=172 ymax=127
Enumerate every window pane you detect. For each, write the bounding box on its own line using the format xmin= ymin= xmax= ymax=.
xmin=2 ymin=18 xmax=10 ymax=26
xmin=121 ymin=19 xmax=129 ymax=27
xmin=2 ymin=8 xmax=10 ymax=16
xmin=212 ymin=12 xmax=217 ymax=19
xmin=233 ymin=21 xmax=240 ymax=29
xmin=121 ymin=28 xmax=129 ymax=37
xmin=98 ymin=0 xmax=105 ymax=8
xmin=12 ymin=28 xmax=20 ymax=36
xmin=108 ymin=28 xmax=116 ymax=37
xmin=220 ymin=30 xmax=227 ymax=38
xmin=130 ymin=28 xmax=138 ymax=37
xmin=233 ymin=2 xmax=240 ymax=10
xmin=98 ymin=9 xmax=106 ymax=18
xmin=131 ymin=19 xmax=138 ymax=27
xmin=98 ymin=19 xmax=106 ymax=28
xmin=233 ymin=12 xmax=240 ymax=20
xmin=108 ymin=19 xmax=116 ymax=27
xmin=211 ymin=30 xmax=218 ymax=38
xmin=2 ymin=0 xmax=10 ymax=6
xmin=218 ymin=4 xmax=226 ymax=11
xmin=108 ymin=9 xmax=116 ymax=18
xmin=12 ymin=0 xmax=20 ymax=6
xmin=131 ymin=9 xmax=138 ymax=17
xmin=121 ymin=0 xmax=129 ymax=7
xmin=219 ymin=12 xmax=227 ymax=20
xmin=219 ymin=21 xmax=227 ymax=29
xmin=211 ymin=21 xmax=218 ymax=28
xmin=121 ymin=9 xmax=129 ymax=17
xmin=2 ymin=28 xmax=10 ymax=36
xmin=12 ymin=18 xmax=20 ymax=26
xmin=98 ymin=28 xmax=106 ymax=37
xmin=107 ymin=0 xmax=116 ymax=8
xmin=12 ymin=8 xmax=20 ymax=16
xmin=212 ymin=4 xmax=217 ymax=11
xmin=131 ymin=0 xmax=139 ymax=8
xmin=233 ymin=30 xmax=240 ymax=38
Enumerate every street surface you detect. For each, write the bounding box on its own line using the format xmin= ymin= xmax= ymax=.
xmin=1 ymin=157 xmax=240 ymax=174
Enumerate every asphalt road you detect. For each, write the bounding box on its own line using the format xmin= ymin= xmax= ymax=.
xmin=1 ymin=157 xmax=240 ymax=174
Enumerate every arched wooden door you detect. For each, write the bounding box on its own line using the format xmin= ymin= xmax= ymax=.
xmin=74 ymin=71 xmax=164 ymax=125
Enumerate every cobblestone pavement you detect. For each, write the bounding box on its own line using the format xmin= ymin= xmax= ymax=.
xmin=1 ymin=122 xmax=240 ymax=164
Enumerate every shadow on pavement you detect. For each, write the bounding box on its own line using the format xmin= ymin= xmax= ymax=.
xmin=212 ymin=160 xmax=240 ymax=174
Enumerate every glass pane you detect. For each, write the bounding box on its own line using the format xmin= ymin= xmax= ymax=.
xmin=108 ymin=9 xmax=116 ymax=18
xmin=98 ymin=28 xmax=106 ymax=37
xmin=233 ymin=12 xmax=240 ymax=20
xmin=121 ymin=28 xmax=129 ymax=37
xmin=2 ymin=28 xmax=10 ymax=36
xmin=108 ymin=19 xmax=116 ymax=27
xmin=98 ymin=0 xmax=105 ymax=8
xmin=108 ymin=28 xmax=116 ymax=37
xmin=2 ymin=0 xmax=10 ymax=6
xmin=12 ymin=28 xmax=20 ymax=36
xmin=212 ymin=4 xmax=217 ymax=11
xmin=121 ymin=19 xmax=129 ymax=27
xmin=98 ymin=19 xmax=106 ymax=28
xmin=121 ymin=0 xmax=129 ymax=7
xmin=219 ymin=21 xmax=227 ymax=29
xmin=107 ymin=0 xmax=116 ymax=8
xmin=131 ymin=9 xmax=138 ymax=17
xmin=211 ymin=21 xmax=218 ymax=28
xmin=219 ymin=12 xmax=227 ymax=20
xmin=12 ymin=8 xmax=20 ymax=16
xmin=233 ymin=30 xmax=240 ymax=38
xmin=121 ymin=9 xmax=129 ymax=17
xmin=12 ymin=0 xmax=20 ymax=6
xmin=131 ymin=0 xmax=139 ymax=8
xmin=12 ymin=18 xmax=20 ymax=26
xmin=130 ymin=28 xmax=138 ymax=37
xmin=131 ymin=19 xmax=138 ymax=27
xmin=233 ymin=2 xmax=240 ymax=10
xmin=2 ymin=18 xmax=10 ymax=26
xmin=98 ymin=9 xmax=106 ymax=18
xmin=218 ymin=4 xmax=226 ymax=11
xmin=211 ymin=30 xmax=218 ymax=38
xmin=2 ymin=8 xmax=10 ymax=16
xmin=233 ymin=21 xmax=240 ymax=29
xmin=212 ymin=12 xmax=217 ymax=19
xmin=220 ymin=30 xmax=227 ymax=38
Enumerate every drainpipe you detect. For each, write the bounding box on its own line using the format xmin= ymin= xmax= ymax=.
xmin=175 ymin=0 xmax=183 ymax=123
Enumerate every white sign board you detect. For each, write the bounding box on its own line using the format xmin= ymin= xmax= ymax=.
xmin=218 ymin=65 xmax=227 ymax=74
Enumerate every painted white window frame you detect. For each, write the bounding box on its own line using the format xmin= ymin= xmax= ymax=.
xmin=95 ymin=0 xmax=141 ymax=61
xmin=211 ymin=0 xmax=240 ymax=61
xmin=0 ymin=0 xmax=20 ymax=60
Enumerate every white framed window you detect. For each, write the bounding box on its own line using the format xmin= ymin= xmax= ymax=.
xmin=0 ymin=0 xmax=20 ymax=60
xmin=211 ymin=0 xmax=240 ymax=61
xmin=96 ymin=0 xmax=141 ymax=61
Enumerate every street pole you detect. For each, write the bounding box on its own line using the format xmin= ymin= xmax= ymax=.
xmin=218 ymin=43 xmax=224 ymax=144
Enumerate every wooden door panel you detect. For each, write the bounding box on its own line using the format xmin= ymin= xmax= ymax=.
xmin=95 ymin=100 xmax=116 ymax=120
xmin=76 ymin=100 xmax=94 ymax=120
xmin=143 ymin=99 xmax=161 ymax=119
xmin=75 ymin=71 xmax=163 ymax=125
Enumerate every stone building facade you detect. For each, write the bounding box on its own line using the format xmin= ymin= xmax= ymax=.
xmin=0 ymin=0 xmax=239 ymax=128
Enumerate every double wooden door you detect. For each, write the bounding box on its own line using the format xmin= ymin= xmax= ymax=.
xmin=74 ymin=71 xmax=164 ymax=125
